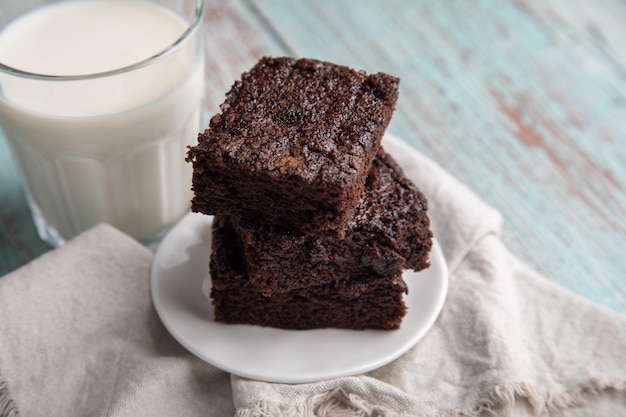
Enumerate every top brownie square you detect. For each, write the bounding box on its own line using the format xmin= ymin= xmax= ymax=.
xmin=186 ymin=56 xmax=399 ymax=236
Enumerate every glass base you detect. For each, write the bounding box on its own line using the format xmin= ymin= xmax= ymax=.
xmin=27 ymin=194 xmax=66 ymax=248
xmin=27 ymin=190 xmax=181 ymax=251
xmin=140 ymin=221 xmax=178 ymax=253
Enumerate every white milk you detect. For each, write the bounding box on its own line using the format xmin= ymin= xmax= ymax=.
xmin=0 ymin=0 xmax=204 ymax=243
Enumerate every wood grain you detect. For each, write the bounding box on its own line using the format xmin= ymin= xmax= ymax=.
xmin=202 ymin=0 xmax=287 ymax=113
xmin=249 ymin=0 xmax=626 ymax=312
xmin=0 ymin=0 xmax=624 ymax=314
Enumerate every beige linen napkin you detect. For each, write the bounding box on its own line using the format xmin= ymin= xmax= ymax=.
xmin=0 ymin=224 xmax=233 ymax=417
xmin=1 ymin=137 xmax=625 ymax=416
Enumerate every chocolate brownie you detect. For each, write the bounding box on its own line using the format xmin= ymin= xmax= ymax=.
xmin=231 ymin=149 xmax=433 ymax=296
xmin=186 ymin=56 xmax=399 ymax=237
xmin=209 ymin=216 xmax=408 ymax=330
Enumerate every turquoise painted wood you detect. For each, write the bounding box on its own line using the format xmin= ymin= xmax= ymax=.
xmin=248 ymin=0 xmax=626 ymax=313
xmin=0 ymin=0 xmax=624 ymax=314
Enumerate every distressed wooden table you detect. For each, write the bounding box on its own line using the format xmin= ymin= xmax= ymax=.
xmin=1 ymin=0 xmax=624 ymax=314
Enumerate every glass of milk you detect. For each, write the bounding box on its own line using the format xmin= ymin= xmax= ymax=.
xmin=0 ymin=0 xmax=205 ymax=247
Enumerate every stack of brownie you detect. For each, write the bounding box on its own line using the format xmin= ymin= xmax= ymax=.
xmin=186 ymin=57 xmax=433 ymax=330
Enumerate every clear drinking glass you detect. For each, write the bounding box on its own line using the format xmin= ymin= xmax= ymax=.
xmin=0 ymin=0 xmax=205 ymax=247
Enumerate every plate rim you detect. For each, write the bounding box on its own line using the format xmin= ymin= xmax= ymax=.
xmin=150 ymin=214 xmax=448 ymax=383
xmin=150 ymin=135 xmax=449 ymax=383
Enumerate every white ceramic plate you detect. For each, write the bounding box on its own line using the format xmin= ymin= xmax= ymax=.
xmin=151 ymin=211 xmax=448 ymax=383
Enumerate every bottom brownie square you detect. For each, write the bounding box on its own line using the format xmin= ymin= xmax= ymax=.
xmin=209 ymin=216 xmax=408 ymax=330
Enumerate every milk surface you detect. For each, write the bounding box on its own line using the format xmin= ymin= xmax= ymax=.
xmin=0 ymin=0 xmax=204 ymax=243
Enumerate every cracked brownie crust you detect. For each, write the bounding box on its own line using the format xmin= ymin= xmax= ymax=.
xmin=187 ymin=56 xmax=399 ymax=236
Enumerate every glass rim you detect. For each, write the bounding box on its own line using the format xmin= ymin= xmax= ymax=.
xmin=0 ymin=0 xmax=204 ymax=81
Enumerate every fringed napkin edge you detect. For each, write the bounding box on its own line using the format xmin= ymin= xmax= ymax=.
xmin=0 ymin=375 xmax=18 ymax=417
xmin=234 ymin=378 xmax=626 ymax=417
